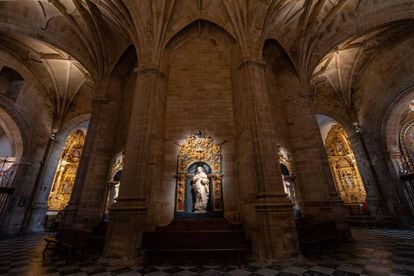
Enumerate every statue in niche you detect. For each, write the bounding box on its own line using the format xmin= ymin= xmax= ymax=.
xmin=192 ymin=166 xmax=210 ymax=212
xmin=342 ymin=171 xmax=354 ymax=188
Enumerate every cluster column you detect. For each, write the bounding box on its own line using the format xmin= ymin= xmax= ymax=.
xmin=27 ymin=137 xmax=63 ymax=232
xmin=347 ymin=130 xmax=386 ymax=216
xmin=63 ymin=79 xmax=122 ymax=229
xmin=285 ymin=91 xmax=347 ymax=220
xmin=104 ymin=65 xmax=166 ymax=259
xmin=233 ymin=58 xmax=299 ymax=261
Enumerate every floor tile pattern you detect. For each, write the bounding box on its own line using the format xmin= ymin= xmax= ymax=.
xmin=0 ymin=228 xmax=413 ymax=275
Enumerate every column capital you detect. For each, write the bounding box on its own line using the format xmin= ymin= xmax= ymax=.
xmin=134 ymin=64 xmax=165 ymax=78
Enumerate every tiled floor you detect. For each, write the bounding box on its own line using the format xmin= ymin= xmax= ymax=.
xmin=0 ymin=228 xmax=413 ymax=275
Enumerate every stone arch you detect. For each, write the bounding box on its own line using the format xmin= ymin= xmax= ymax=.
xmin=262 ymin=38 xmax=299 ymax=76
xmin=0 ymin=98 xmax=29 ymax=227
xmin=382 ymin=84 xmax=414 ymax=155
xmin=107 ymin=45 xmax=138 ymax=83
xmin=381 ymin=84 xmax=414 ymax=174
xmin=56 ymin=114 xmax=91 ymax=144
xmin=0 ymin=66 xmax=25 ymax=102
xmin=163 ymin=18 xmax=237 ymax=51
xmin=0 ymin=99 xmax=29 ymax=161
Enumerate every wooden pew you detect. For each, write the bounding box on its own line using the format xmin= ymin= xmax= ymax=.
xmin=296 ymin=220 xmax=339 ymax=256
xmin=43 ymin=229 xmax=90 ymax=264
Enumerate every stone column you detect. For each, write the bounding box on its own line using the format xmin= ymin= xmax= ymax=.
xmin=62 ymin=80 xmax=121 ymax=229
xmin=285 ymin=92 xmax=347 ymax=221
xmin=27 ymin=138 xmax=63 ymax=232
xmin=233 ymin=58 xmax=299 ymax=261
xmin=348 ymin=130 xmax=384 ymax=216
xmin=104 ymin=65 xmax=166 ymax=259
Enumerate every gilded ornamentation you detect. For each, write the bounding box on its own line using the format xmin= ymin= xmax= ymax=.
xmin=48 ymin=129 xmax=86 ymax=211
xmin=175 ymin=132 xmax=224 ymax=213
xmin=325 ymin=124 xmax=366 ymax=204
xmin=177 ymin=132 xmax=222 ymax=174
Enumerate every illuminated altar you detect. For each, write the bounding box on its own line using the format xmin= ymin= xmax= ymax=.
xmin=48 ymin=129 xmax=86 ymax=211
xmin=325 ymin=124 xmax=366 ymax=204
xmin=175 ymin=132 xmax=224 ymax=217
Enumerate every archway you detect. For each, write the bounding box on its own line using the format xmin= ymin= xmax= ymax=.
xmin=0 ymin=105 xmax=25 ymax=219
xmin=316 ymin=115 xmax=367 ymax=205
xmin=383 ymin=88 xmax=414 ymax=217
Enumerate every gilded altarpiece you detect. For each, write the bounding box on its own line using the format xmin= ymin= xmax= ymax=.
xmin=48 ymin=129 xmax=86 ymax=211
xmin=175 ymin=132 xmax=224 ymax=218
xmin=325 ymin=124 xmax=366 ymax=204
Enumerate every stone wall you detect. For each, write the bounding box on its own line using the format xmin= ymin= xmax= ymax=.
xmin=158 ymin=22 xmax=237 ymax=225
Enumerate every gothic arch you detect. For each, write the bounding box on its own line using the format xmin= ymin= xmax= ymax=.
xmin=164 ymin=19 xmax=236 ymax=52
xmin=0 ymin=98 xmax=29 ymax=160
xmin=262 ymin=38 xmax=299 ymax=76
xmin=164 ymin=18 xmax=237 ymax=50
xmin=382 ymin=84 xmax=414 ymax=155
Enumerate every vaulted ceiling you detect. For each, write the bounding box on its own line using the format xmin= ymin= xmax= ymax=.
xmin=0 ymin=0 xmax=413 ymax=129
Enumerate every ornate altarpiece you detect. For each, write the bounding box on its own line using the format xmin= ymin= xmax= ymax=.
xmin=325 ymin=124 xmax=366 ymax=204
xmin=48 ymin=129 xmax=86 ymax=211
xmin=175 ymin=132 xmax=224 ymax=218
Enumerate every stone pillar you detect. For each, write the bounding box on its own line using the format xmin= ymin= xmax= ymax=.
xmin=63 ymin=80 xmax=121 ymax=229
xmin=285 ymin=92 xmax=347 ymax=221
xmin=104 ymin=65 xmax=166 ymax=259
xmin=27 ymin=139 xmax=63 ymax=232
xmin=233 ymin=58 xmax=299 ymax=261
xmin=348 ymin=131 xmax=384 ymax=216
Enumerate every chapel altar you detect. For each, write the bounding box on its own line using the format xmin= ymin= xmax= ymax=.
xmin=141 ymin=132 xmax=250 ymax=262
xmin=174 ymin=132 xmax=224 ymax=218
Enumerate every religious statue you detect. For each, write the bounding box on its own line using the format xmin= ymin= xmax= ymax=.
xmin=342 ymin=171 xmax=354 ymax=188
xmin=192 ymin=166 xmax=210 ymax=212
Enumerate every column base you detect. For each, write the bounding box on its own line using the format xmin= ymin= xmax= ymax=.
xmin=252 ymin=194 xmax=300 ymax=262
xmin=28 ymin=203 xmax=48 ymax=233
xmin=104 ymin=198 xmax=147 ymax=260
xmin=61 ymin=203 xmax=80 ymax=228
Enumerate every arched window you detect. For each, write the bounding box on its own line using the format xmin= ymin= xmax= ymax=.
xmin=47 ymin=129 xmax=86 ymax=211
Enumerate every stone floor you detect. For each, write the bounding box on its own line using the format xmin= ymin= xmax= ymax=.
xmin=0 ymin=228 xmax=414 ymax=275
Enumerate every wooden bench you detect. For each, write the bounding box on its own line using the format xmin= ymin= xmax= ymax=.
xmin=296 ymin=220 xmax=338 ymax=256
xmin=43 ymin=229 xmax=90 ymax=264
xmin=141 ymin=219 xmax=250 ymax=266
